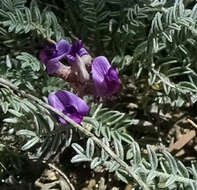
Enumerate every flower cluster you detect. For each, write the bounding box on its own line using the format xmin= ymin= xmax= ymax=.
xmin=40 ymin=39 xmax=120 ymax=124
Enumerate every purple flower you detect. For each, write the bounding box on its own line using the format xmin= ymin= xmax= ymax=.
xmin=92 ymin=56 xmax=120 ymax=97
xmin=66 ymin=40 xmax=88 ymax=62
xmin=40 ymin=40 xmax=70 ymax=74
xmin=48 ymin=90 xmax=89 ymax=124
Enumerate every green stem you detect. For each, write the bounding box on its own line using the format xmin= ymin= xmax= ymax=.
xmin=143 ymin=168 xmax=197 ymax=185
xmin=31 ymin=23 xmax=55 ymax=43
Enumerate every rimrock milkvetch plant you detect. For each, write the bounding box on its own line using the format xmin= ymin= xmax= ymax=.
xmin=1 ymin=0 xmax=197 ymax=189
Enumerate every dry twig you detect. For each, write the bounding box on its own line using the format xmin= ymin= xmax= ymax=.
xmin=48 ymin=163 xmax=75 ymax=190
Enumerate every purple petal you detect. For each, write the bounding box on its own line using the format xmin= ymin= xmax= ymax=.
xmin=39 ymin=42 xmax=57 ymax=64
xmin=46 ymin=40 xmax=70 ymax=74
xmin=39 ymin=40 xmax=71 ymax=74
xmin=105 ymin=67 xmax=120 ymax=94
xmin=92 ymin=56 xmax=111 ymax=80
xmin=70 ymin=40 xmax=83 ymax=56
xmin=39 ymin=50 xmax=49 ymax=65
xmin=91 ymin=56 xmax=110 ymax=96
xmin=69 ymin=114 xmax=82 ymax=123
xmin=65 ymin=54 xmax=76 ymax=62
xmin=93 ymin=79 xmax=108 ymax=97
xmin=92 ymin=56 xmax=119 ymax=97
xmin=66 ymin=40 xmax=88 ymax=62
xmin=63 ymin=107 xmax=83 ymax=123
xmin=45 ymin=61 xmax=61 ymax=74
xmin=48 ymin=91 xmax=65 ymax=112
xmin=55 ymin=90 xmax=88 ymax=115
xmin=78 ymin=48 xmax=88 ymax=57
xmin=56 ymin=39 xmax=71 ymax=56
xmin=106 ymin=67 xmax=119 ymax=83
xmin=48 ymin=90 xmax=88 ymax=124
xmin=44 ymin=43 xmax=57 ymax=59
xmin=39 ymin=47 xmax=60 ymax=74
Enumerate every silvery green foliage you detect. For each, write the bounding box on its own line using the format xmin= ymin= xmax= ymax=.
xmin=0 ymin=0 xmax=197 ymax=189
xmin=110 ymin=0 xmax=197 ymax=107
xmin=0 ymin=0 xmax=71 ymax=163
xmin=72 ymin=104 xmax=197 ymax=190
xmin=0 ymin=0 xmax=64 ymax=40
xmin=0 ymin=85 xmax=72 ymax=158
